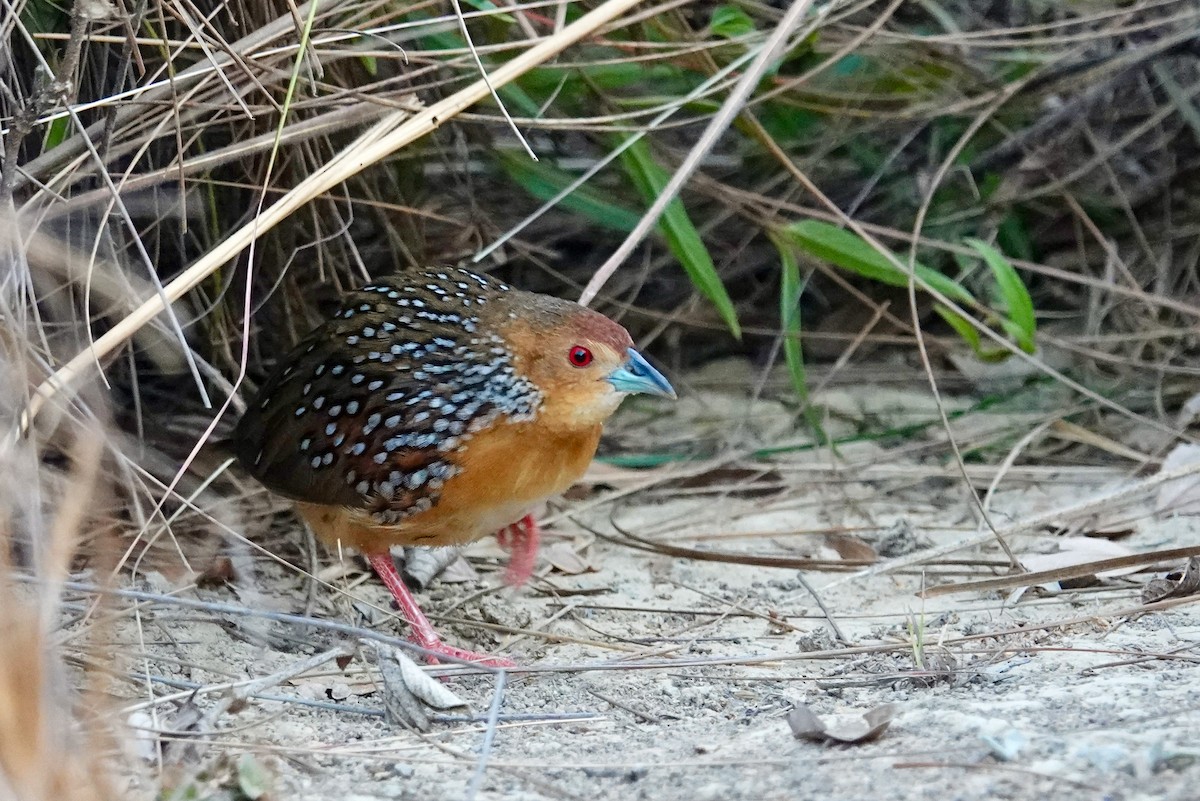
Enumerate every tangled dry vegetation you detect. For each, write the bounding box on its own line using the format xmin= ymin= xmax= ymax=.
xmin=5 ymin=0 xmax=1200 ymax=798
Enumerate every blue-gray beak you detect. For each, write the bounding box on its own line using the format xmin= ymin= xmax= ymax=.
xmin=607 ymin=348 xmax=676 ymax=399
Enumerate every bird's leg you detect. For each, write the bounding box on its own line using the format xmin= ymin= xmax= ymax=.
xmin=496 ymin=513 xmax=540 ymax=587
xmin=365 ymin=551 xmax=515 ymax=667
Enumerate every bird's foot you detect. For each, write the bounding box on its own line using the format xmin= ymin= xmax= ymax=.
xmin=366 ymin=551 xmax=516 ymax=667
xmin=496 ymin=513 xmax=540 ymax=587
xmin=408 ymin=635 xmax=516 ymax=668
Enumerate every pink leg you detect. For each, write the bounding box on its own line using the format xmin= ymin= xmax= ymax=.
xmin=496 ymin=513 xmax=540 ymax=587
xmin=366 ymin=551 xmax=515 ymax=667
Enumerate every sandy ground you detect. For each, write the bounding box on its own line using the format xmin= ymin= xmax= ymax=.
xmin=101 ymin=371 xmax=1200 ymax=801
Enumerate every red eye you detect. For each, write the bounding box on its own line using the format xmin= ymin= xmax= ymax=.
xmin=568 ymin=346 xmax=593 ymax=367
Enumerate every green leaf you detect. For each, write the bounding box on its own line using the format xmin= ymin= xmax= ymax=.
xmin=519 ymin=63 xmax=686 ymax=95
xmin=936 ymin=305 xmax=1008 ymax=362
xmin=710 ymin=4 xmax=755 ymax=38
xmin=935 ymin=304 xmax=981 ymax=354
xmin=784 ymin=220 xmax=974 ymax=304
xmin=996 ymin=210 xmax=1033 ymax=261
xmin=41 ymin=115 xmax=69 ymax=150
xmin=619 ymin=137 xmax=741 ymax=338
xmin=498 ymin=150 xmax=641 ymax=233
xmin=777 ymin=237 xmax=807 ymax=399
xmin=773 ymin=237 xmax=830 ymax=442
xmin=966 ymin=238 xmax=1037 ymax=353
xmin=20 ymin=0 xmax=67 ymax=35
xmin=458 ymin=0 xmax=514 ymax=23
xmin=496 ymin=82 xmax=541 ymax=116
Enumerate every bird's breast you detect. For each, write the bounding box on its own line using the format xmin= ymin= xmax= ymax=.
xmin=300 ymin=421 xmax=602 ymax=552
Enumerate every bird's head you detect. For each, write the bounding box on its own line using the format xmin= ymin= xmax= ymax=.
xmin=497 ymin=293 xmax=676 ymax=431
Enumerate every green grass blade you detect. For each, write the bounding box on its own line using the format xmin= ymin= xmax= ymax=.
xmin=784 ymin=220 xmax=974 ymax=304
xmin=935 ymin=304 xmax=981 ymax=353
xmin=966 ymin=238 xmax=1037 ymax=353
xmin=41 ymin=116 xmax=70 ymax=150
xmin=777 ymin=238 xmax=807 ymax=399
xmin=711 ymin=4 xmax=755 ymax=38
xmin=935 ymin=305 xmax=1008 ymax=362
xmin=774 ymin=236 xmax=829 ymax=442
xmin=498 ymin=150 xmax=641 ymax=232
xmin=619 ymin=137 xmax=741 ymax=339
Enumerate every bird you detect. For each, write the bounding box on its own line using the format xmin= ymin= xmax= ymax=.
xmin=234 ymin=267 xmax=675 ymax=665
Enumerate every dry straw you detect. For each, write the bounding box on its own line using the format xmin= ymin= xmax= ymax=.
xmin=18 ymin=0 xmax=648 ymax=435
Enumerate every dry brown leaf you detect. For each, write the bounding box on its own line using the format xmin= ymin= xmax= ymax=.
xmin=437 ymin=555 xmax=481 ymax=584
xmin=542 ymin=541 xmax=594 ymax=575
xmin=402 ymin=546 xmax=465 ymax=589
xmin=1051 ymin=420 xmax=1152 ymax=463
xmin=673 ymin=466 xmax=782 ymax=497
xmin=1142 ymin=557 xmax=1200 ymax=604
xmin=375 ymin=645 xmax=467 ymax=730
xmin=788 ymin=703 xmax=897 ymax=745
xmin=195 ymin=555 xmax=238 ymax=588
xmin=823 ymin=533 xmax=878 ymax=563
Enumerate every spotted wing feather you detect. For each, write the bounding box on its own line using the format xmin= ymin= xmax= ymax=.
xmin=235 ymin=269 xmax=543 ymax=522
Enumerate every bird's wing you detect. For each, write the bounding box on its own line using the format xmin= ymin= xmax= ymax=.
xmin=234 ymin=276 xmax=543 ymax=521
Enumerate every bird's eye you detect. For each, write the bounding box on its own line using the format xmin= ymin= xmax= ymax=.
xmin=568 ymin=346 xmax=593 ymax=367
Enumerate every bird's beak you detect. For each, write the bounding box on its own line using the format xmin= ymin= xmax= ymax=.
xmin=607 ymin=348 xmax=677 ymax=399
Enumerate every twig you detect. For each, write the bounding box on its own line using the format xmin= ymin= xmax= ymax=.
xmin=47 ymin=577 xmax=1200 ymax=676
xmin=465 ymin=670 xmax=507 ymax=801
xmin=586 ymin=688 xmax=660 ymax=723
xmin=919 ymin=544 xmax=1200 ymax=598
xmin=0 ymin=0 xmax=99 ymax=203
xmin=17 ymin=0 xmax=651 ymax=436
xmin=50 ymin=579 xmax=508 ymax=671
xmin=449 ymin=0 xmax=536 ymax=159
xmin=578 ymin=0 xmax=821 ymax=305
xmin=129 ymin=672 xmax=603 ymax=724
xmin=473 ymin=44 xmax=761 ymax=263
xmin=830 ymin=457 xmax=1200 ymax=587
xmin=794 ymin=572 xmax=848 ymax=645
xmin=193 ymin=645 xmax=350 ymax=732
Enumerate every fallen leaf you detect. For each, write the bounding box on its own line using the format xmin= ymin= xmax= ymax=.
xmin=542 ymin=541 xmax=593 ymax=575
xmin=788 ymin=703 xmax=897 ymax=745
xmin=1073 ymin=526 xmax=1135 ymax=540
xmin=195 ymin=555 xmax=237 ymax=588
xmin=437 ymin=555 xmax=481 ymax=584
xmin=1142 ymin=557 xmax=1200 ymax=604
xmin=1051 ymin=419 xmax=1151 ymax=463
xmin=375 ymin=645 xmax=468 ymax=730
xmin=1016 ymin=537 xmax=1137 ymax=593
xmin=823 ymin=533 xmax=877 ymax=563
xmin=672 ymin=466 xmax=783 ymax=497
xmin=402 ymin=546 xmax=465 ymax=589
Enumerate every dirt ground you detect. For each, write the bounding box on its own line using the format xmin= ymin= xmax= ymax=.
xmin=104 ymin=365 xmax=1200 ymax=801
